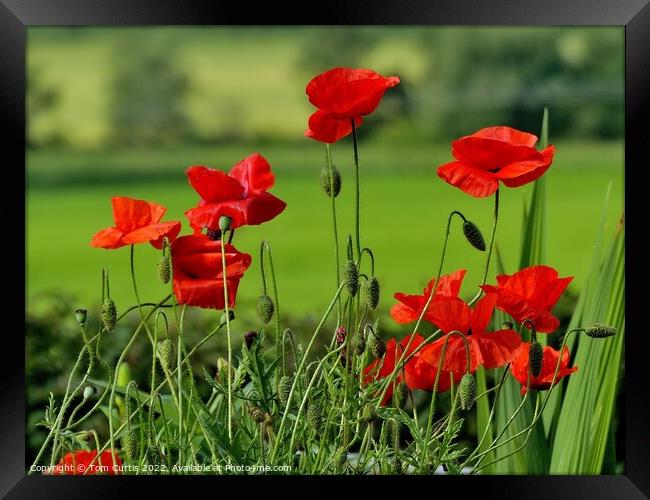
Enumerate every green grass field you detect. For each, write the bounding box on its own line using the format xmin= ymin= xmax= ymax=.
xmin=27 ymin=139 xmax=623 ymax=319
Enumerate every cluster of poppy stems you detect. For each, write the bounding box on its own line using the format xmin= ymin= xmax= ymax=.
xmin=56 ymin=67 xmax=609 ymax=473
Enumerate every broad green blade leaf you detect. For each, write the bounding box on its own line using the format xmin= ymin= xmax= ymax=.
xmin=550 ymin=221 xmax=624 ymax=473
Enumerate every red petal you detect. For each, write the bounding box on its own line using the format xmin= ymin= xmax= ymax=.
xmin=122 ymin=221 xmax=181 ymax=246
xmin=228 ymin=153 xmax=275 ymax=195
xmin=305 ymin=110 xmax=363 ymax=143
xmin=470 ymin=294 xmax=498 ymax=333
xmin=186 ymin=166 xmax=245 ymax=203
xmin=425 ymin=297 xmax=471 ymax=336
xmin=111 ymin=197 xmax=166 ymax=233
xmin=472 ymin=126 xmax=538 ymax=147
xmin=437 ymin=161 xmax=499 ymax=198
xmin=90 ymin=227 xmax=124 ymax=249
xmin=495 ymin=145 xmax=555 ymax=188
xmin=451 ymin=135 xmax=539 ymax=171
xmin=472 ymin=329 xmax=522 ymax=369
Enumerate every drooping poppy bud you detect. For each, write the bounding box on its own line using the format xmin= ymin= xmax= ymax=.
xmin=344 ymin=260 xmax=359 ymax=297
xmin=157 ymin=338 xmax=175 ymax=372
xmin=353 ymin=330 xmax=366 ymax=356
xmin=102 ymin=298 xmax=117 ymax=332
xmin=125 ymin=381 xmax=138 ymax=418
xmin=244 ymin=331 xmax=258 ymax=350
xmin=529 ymin=340 xmax=543 ymax=377
xmin=361 ymin=403 xmax=377 ymax=424
xmin=369 ymin=334 xmax=386 ymax=359
xmin=75 ymin=308 xmax=88 ymax=326
xmin=320 ymin=164 xmax=342 ymax=197
xmin=145 ymin=446 xmax=163 ymax=467
xmin=256 ymin=295 xmax=275 ymax=324
xmin=585 ymin=323 xmax=616 ymax=339
xmin=335 ymin=326 xmax=347 ymax=346
xmin=278 ymin=375 xmax=293 ymax=408
xmin=462 ymin=220 xmax=486 ymax=251
xmin=307 ymin=399 xmax=324 ymax=430
xmin=393 ymin=381 xmax=409 ymax=409
xmin=334 ymin=447 xmax=347 ymax=467
xmin=83 ymin=385 xmax=96 ymax=400
xmin=122 ymin=428 xmax=139 ymax=460
xmin=157 ymin=254 xmax=171 ymax=284
xmin=459 ymin=373 xmax=476 ymax=411
xmin=365 ymin=276 xmax=380 ymax=310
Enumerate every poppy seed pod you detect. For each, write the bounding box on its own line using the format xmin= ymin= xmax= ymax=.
xmin=74 ymin=308 xmax=88 ymax=326
xmin=157 ymin=254 xmax=171 ymax=284
xmin=157 ymin=338 xmax=175 ymax=372
xmin=218 ymin=215 xmax=232 ymax=233
xmin=344 ymin=260 xmax=359 ymax=297
xmin=393 ymin=381 xmax=409 ymax=409
xmin=256 ymin=295 xmax=275 ymax=324
xmin=585 ymin=323 xmax=617 ymax=339
xmin=369 ymin=334 xmax=386 ymax=359
xmin=529 ymin=340 xmax=544 ymax=377
xmin=320 ymin=164 xmax=342 ymax=197
xmin=278 ymin=375 xmax=293 ymax=408
xmin=353 ymin=330 xmax=366 ymax=356
xmin=459 ymin=373 xmax=476 ymax=411
xmin=361 ymin=403 xmax=377 ymax=424
xmin=101 ymin=297 xmax=117 ymax=332
xmin=365 ymin=276 xmax=380 ymax=310
xmin=462 ymin=220 xmax=486 ymax=251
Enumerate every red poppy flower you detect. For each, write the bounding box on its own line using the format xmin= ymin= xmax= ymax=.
xmin=304 ymin=110 xmax=363 ymax=144
xmin=363 ymin=334 xmax=457 ymax=405
xmin=390 ymin=270 xmax=467 ymax=325
xmin=436 ymin=126 xmax=555 ymax=198
xmin=480 ymin=265 xmax=573 ymax=333
xmin=90 ymin=197 xmax=181 ymax=250
xmin=51 ymin=449 xmax=122 ymax=475
xmin=171 ymin=234 xmax=252 ymax=310
xmin=184 ymin=153 xmax=286 ymax=231
xmin=304 ymin=67 xmax=399 ymax=143
xmin=419 ymin=295 xmax=522 ymax=373
xmin=510 ymin=342 xmax=578 ymax=395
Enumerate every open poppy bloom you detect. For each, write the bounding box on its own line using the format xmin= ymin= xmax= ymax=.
xmin=363 ymin=334 xmax=457 ymax=406
xmin=390 ymin=270 xmax=467 ymax=325
xmin=436 ymin=126 xmax=555 ymax=198
xmin=419 ymin=294 xmax=522 ymax=373
xmin=510 ymin=342 xmax=578 ymax=395
xmin=480 ymin=265 xmax=573 ymax=333
xmin=90 ymin=197 xmax=181 ymax=250
xmin=171 ymin=234 xmax=252 ymax=310
xmin=304 ymin=67 xmax=400 ymax=143
xmin=185 ymin=153 xmax=286 ymax=231
xmin=51 ymin=449 xmax=122 ymax=475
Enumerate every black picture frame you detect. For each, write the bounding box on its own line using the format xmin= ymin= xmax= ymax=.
xmin=5 ymin=0 xmax=648 ymax=497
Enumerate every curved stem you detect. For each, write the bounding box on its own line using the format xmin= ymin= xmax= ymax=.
xmin=469 ymin=188 xmax=500 ymax=306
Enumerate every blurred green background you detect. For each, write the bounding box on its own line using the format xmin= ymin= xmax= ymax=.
xmin=25 ymin=26 xmax=624 ymax=466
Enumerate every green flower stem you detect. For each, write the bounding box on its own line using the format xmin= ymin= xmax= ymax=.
xmin=350 ymin=119 xmax=361 ymax=261
xmin=261 ymin=241 xmax=282 ymax=357
xmin=325 ymin=143 xmax=342 ymax=324
xmin=220 ymin=238 xmax=234 ymax=442
xmin=374 ymin=210 xmax=463 ymax=408
xmin=469 ymin=188 xmax=500 ymax=306
xmin=269 ymin=279 xmax=347 ymax=463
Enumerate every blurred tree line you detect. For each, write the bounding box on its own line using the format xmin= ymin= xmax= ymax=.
xmin=27 ymin=27 xmax=622 ymax=148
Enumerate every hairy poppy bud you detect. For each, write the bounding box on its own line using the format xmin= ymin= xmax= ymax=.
xmin=145 ymin=446 xmax=162 ymax=467
xmin=219 ymin=216 xmax=232 ymax=233
xmin=353 ymin=330 xmax=366 ymax=356
xmin=462 ymin=220 xmax=486 ymax=251
xmin=307 ymin=400 xmax=324 ymax=430
xmin=585 ymin=323 xmax=616 ymax=339
xmin=344 ymin=260 xmax=359 ymax=297
xmin=459 ymin=373 xmax=476 ymax=410
xmin=361 ymin=403 xmax=377 ymax=424
xmin=249 ymin=406 xmax=266 ymax=423
xmin=256 ymin=295 xmax=275 ymax=324
xmin=122 ymin=428 xmax=139 ymax=460
xmin=74 ymin=308 xmax=88 ymax=326
xmin=334 ymin=447 xmax=347 ymax=467
xmin=157 ymin=254 xmax=171 ymax=284
xmin=220 ymin=310 xmax=235 ymax=324
xmin=369 ymin=334 xmax=386 ymax=359
xmin=529 ymin=340 xmax=543 ymax=377
xmin=320 ymin=164 xmax=341 ymax=197
xmin=102 ymin=297 xmax=117 ymax=332
xmin=83 ymin=385 xmax=95 ymax=400
xmin=125 ymin=381 xmax=138 ymax=418
xmin=393 ymin=381 xmax=409 ymax=409
xmin=365 ymin=276 xmax=380 ymax=310
xmin=244 ymin=331 xmax=258 ymax=350
xmin=390 ymin=457 xmax=403 ymax=474
xmin=335 ymin=326 xmax=347 ymax=346
xmin=157 ymin=338 xmax=175 ymax=372
xmin=278 ymin=375 xmax=293 ymax=408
